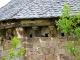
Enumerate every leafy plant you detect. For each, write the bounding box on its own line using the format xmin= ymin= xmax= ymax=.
xmin=2 ymin=36 xmax=25 ymax=60
xmin=2 ymin=56 xmax=6 ymax=60
xmin=7 ymin=49 xmax=15 ymax=58
xmin=56 ymin=4 xmax=80 ymax=59
xmin=0 ymin=37 xmax=2 ymax=45
xmin=11 ymin=36 xmax=20 ymax=49
xmin=17 ymin=47 xmax=25 ymax=57
xmin=65 ymin=42 xmax=76 ymax=55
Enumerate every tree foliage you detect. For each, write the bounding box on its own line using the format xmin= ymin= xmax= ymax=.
xmin=56 ymin=4 xmax=80 ymax=60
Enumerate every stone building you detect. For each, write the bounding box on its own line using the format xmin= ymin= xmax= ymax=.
xmin=0 ymin=0 xmax=80 ymax=60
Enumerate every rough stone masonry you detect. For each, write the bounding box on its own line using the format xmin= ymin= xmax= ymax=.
xmin=0 ymin=19 xmax=75 ymax=60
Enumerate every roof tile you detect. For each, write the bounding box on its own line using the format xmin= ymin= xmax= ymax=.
xmin=0 ymin=0 xmax=80 ymax=21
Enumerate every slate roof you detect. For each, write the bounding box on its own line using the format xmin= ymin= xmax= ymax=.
xmin=0 ymin=0 xmax=80 ymax=21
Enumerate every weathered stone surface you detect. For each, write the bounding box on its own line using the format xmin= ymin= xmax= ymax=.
xmin=55 ymin=49 xmax=66 ymax=54
xmin=33 ymin=37 xmax=40 ymax=43
xmin=61 ymin=55 xmax=74 ymax=60
xmin=38 ymin=55 xmax=45 ymax=60
xmin=0 ymin=46 xmax=3 ymax=50
xmin=41 ymin=47 xmax=50 ymax=55
xmin=40 ymin=42 xmax=48 ymax=47
xmin=16 ymin=44 xmax=22 ymax=49
xmin=38 ymin=48 xmax=43 ymax=54
xmin=19 ymin=57 xmax=24 ymax=60
xmin=32 ymin=47 xmax=39 ymax=55
xmin=10 ymin=57 xmax=19 ymax=60
xmin=50 ymin=47 xmax=55 ymax=54
xmin=32 ymin=55 xmax=45 ymax=60
xmin=0 ymin=50 xmax=8 ymax=56
xmin=46 ymin=54 xmax=56 ymax=60
xmin=49 ymin=41 xmax=55 ymax=48
xmin=3 ymin=40 xmax=11 ymax=50
xmin=25 ymin=55 xmax=32 ymax=60
xmin=27 ymin=38 xmax=33 ymax=43
xmin=62 ymin=56 xmax=71 ymax=60
xmin=58 ymin=41 xmax=66 ymax=49
xmin=0 ymin=36 xmax=76 ymax=60
xmin=25 ymin=48 xmax=34 ymax=55
xmin=33 ymin=42 xmax=40 ymax=48
xmin=26 ymin=43 xmax=33 ymax=48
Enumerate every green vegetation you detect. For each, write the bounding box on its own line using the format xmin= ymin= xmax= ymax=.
xmin=0 ymin=37 xmax=2 ymax=45
xmin=17 ymin=47 xmax=25 ymax=57
xmin=11 ymin=36 xmax=20 ymax=49
xmin=2 ymin=36 xmax=25 ymax=60
xmin=56 ymin=4 xmax=80 ymax=60
xmin=2 ymin=56 xmax=6 ymax=60
xmin=65 ymin=42 xmax=76 ymax=55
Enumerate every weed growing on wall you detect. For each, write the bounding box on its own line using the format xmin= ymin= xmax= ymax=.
xmin=56 ymin=4 xmax=80 ymax=60
xmin=0 ymin=37 xmax=2 ymax=45
xmin=11 ymin=36 xmax=20 ymax=49
xmin=1 ymin=36 xmax=25 ymax=60
xmin=2 ymin=56 xmax=6 ymax=60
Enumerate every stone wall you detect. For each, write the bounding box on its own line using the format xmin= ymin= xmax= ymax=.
xmin=0 ymin=37 xmax=74 ymax=60
xmin=0 ymin=18 xmax=75 ymax=60
xmin=24 ymin=37 xmax=74 ymax=60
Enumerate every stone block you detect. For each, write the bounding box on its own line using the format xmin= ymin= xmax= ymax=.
xmin=50 ymin=47 xmax=55 ymax=54
xmin=27 ymin=38 xmax=33 ymax=43
xmin=25 ymin=48 xmax=34 ymax=55
xmin=46 ymin=54 xmax=56 ymax=60
xmin=26 ymin=43 xmax=33 ymax=48
xmin=60 ymin=54 xmax=74 ymax=60
xmin=0 ymin=46 xmax=3 ymax=50
xmin=13 ymin=49 xmax=19 ymax=55
xmin=62 ymin=56 xmax=71 ymax=60
xmin=25 ymin=55 xmax=32 ymax=60
xmin=55 ymin=49 xmax=66 ymax=54
xmin=49 ymin=41 xmax=55 ymax=48
xmin=33 ymin=42 xmax=40 ymax=48
xmin=19 ymin=57 xmax=24 ymax=60
xmin=0 ymin=50 xmax=8 ymax=56
xmin=0 ymin=57 xmax=2 ymax=60
xmin=40 ymin=47 xmax=50 ymax=55
xmin=16 ymin=44 xmax=22 ymax=49
xmin=40 ymin=42 xmax=49 ymax=47
xmin=32 ymin=55 xmax=45 ymax=60
xmin=51 ymin=41 xmax=59 ymax=49
xmin=58 ymin=41 xmax=66 ymax=49
xmin=38 ymin=48 xmax=43 ymax=54
xmin=3 ymin=40 xmax=11 ymax=50
xmin=3 ymin=45 xmax=9 ymax=50
xmin=32 ymin=47 xmax=39 ymax=55
xmin=11 ymin=57 xmax=19 ymax=60
xmin=37 ymin=55 xmax=45 ymax=60
xmin=33 ymin=38 xmax=40 ymax=43
xmin=37 ymin=47 xmax=50 ymax=55
xmin=31 ymin=55 xmax=38 ymax=60
xmin=40 ymin=42 xmax=46 ymax=47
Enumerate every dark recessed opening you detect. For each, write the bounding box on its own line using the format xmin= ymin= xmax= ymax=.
xmin=30 ymin=34 xmax=32 ymax=38
xmin=52 ymin=34 xmax=54 ymax=37
xmin=45 ymin=34 xmax=48 ymax=37
xmin=61 ymin=33 xmax=64 ymax=36
xmin=9 ymin=37 xmax=11 ymax=40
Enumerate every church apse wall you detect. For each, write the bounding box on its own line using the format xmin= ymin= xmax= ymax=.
xmin=0 ymin=18 xmax=74 ymax=60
